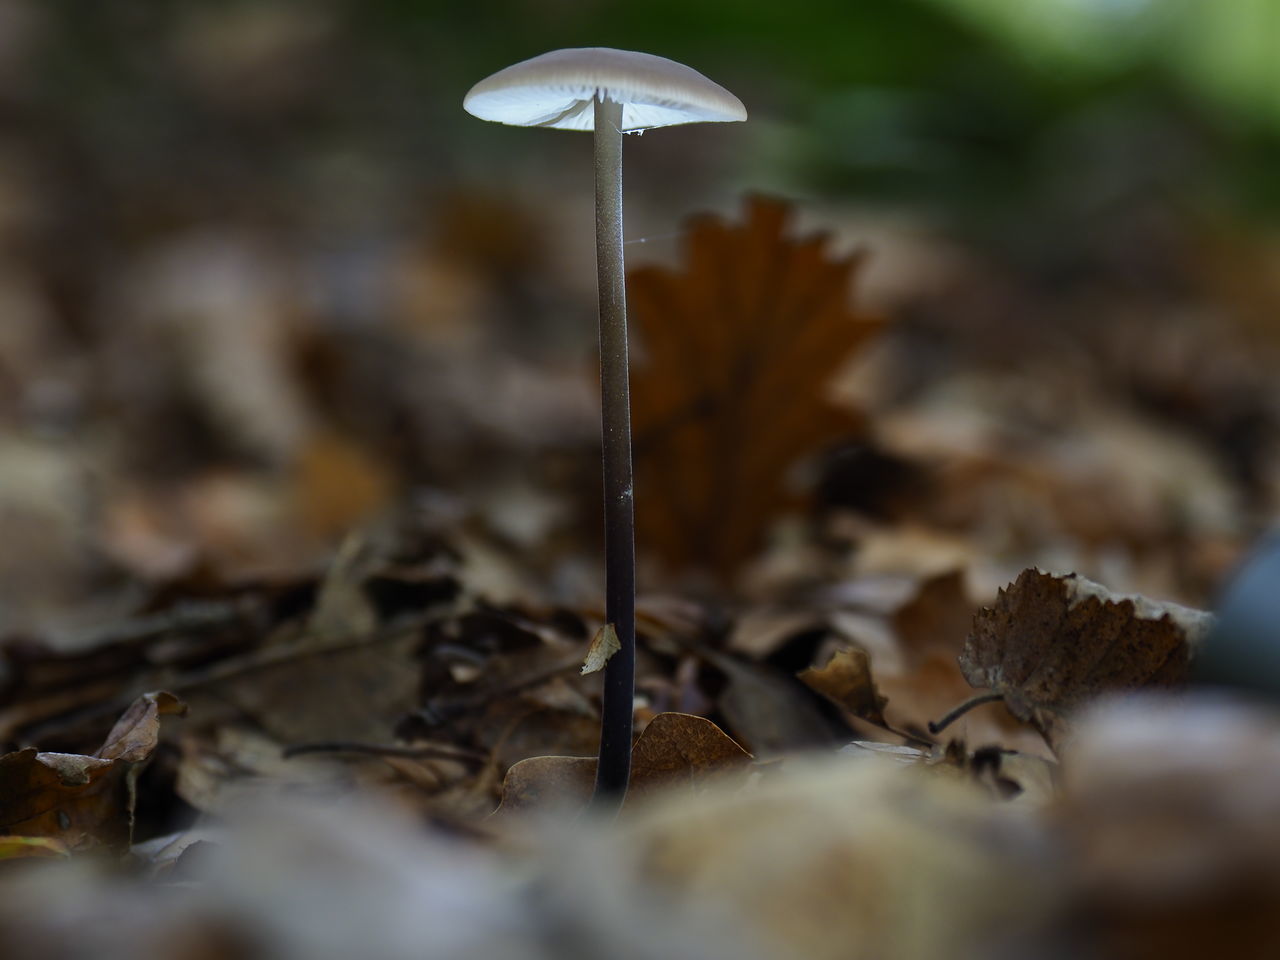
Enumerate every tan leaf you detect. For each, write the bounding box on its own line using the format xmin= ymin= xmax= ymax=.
xmin=629 ymin=195 xmax=883 ymax=579
xmin=496 ymin=712 xmax=752 ymax=815
xmin=625 ymin=712 xmax=753 ymax=803
xmin=798 ymin=648 xmax=887 ymax=727
xmin=580 ymin=623 xmax=620 ymax=675
xmin=495 ymin=755 xmax=596 ymax=814
xmin=960 ymin=569 xmax=1213 ymax=750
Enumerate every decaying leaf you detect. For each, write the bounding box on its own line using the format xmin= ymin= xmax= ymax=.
xmin=629 ymin=195 xmax=883 ymax=579
xmin=625 ymin=711 xmax=753 ymax=802
xmin=96 ymin=690 xmax=187 ymax=763
xmin=495 ymin=755 xmax=596 ymax=814
xmin=798 ymin=648 xmax=887 ymax=727
xmin=496 ymin=712 xmax=752 ymax=814
xmin=0 ymin=691 xmax=185 ymax=854
xmin=580 ymin=623 xmax=620 ymax=675
xmin=960 ymin=569 xmax=1213 ymax=750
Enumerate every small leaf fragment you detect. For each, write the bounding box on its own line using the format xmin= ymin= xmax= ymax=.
xmin=581 ymin=623 xmax=621 ymax=675
xmin=799 ymin=647 xmax=888 ymax=727
xmin=96 ymin=690 xmax=188 ymax=763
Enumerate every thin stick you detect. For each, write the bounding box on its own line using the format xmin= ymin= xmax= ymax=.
xmin=928 ymin=692 xmax=1006 ymax=735
xmin=590 ymin=94 xmax=635 ymax=811
xmin=283 ymin=740 xmax=488 ymax=764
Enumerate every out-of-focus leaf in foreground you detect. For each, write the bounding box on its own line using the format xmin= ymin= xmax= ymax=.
xmin=1057 ymin=693 xmax=1280 ymax=958
xmin=629 ymin=195 xmax=883 ymax=581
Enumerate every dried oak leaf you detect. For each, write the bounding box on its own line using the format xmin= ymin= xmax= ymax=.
xmin=960 ymin=569 xmax=1212 ymax=751
xmin=0 ymin=691 xmax=185 ymax=854
xmin=628 ymin=195 xmax=883 ymax=579
xmin=496 ymin=712 xmax=751 ymax=814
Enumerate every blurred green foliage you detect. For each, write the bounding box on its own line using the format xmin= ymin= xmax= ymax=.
xmin=353 ymin=0 xmax=1280 ymax=226
xmin=15 ymin=0 xmax=1280 ymax=251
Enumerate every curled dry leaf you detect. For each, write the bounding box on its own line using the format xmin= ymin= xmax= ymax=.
xmin=629 ymin=195 xmax=883 ymax=579
xmin=798 ymin=647 xmax=887 ymax=727
xmin=96 ymin=690 xmax=187 ymax=763
xmin=496 ymin=712 xmax=752 ymax=815
xmin=960 ymin=569 xmax=1213 ymax=750
xmin=580 ymin=623 xmax=620 ymax=675
xmin=0 ymin=691 xmax=185 ymax=854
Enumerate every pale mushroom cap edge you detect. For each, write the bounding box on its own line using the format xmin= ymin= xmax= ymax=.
xmin=463 ymin=47 xmax=747 ymax=132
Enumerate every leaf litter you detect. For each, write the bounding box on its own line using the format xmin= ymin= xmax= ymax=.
xmin=0 ymin=194 xmax=1277 ymax=959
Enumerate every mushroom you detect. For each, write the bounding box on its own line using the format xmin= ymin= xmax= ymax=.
xmin=464 ymin=47 xmax=746 ymax=809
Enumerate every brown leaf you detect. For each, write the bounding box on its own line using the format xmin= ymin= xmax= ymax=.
xmin=629 ymin=195 xmax=883 ymax=579
xmin=960 ymin=569 xmax=1213 ymax=750
xmin=496 ymin=755 xmax=596 ymax=814
xmin=496 ymin=712 xmax=752 ymax=814
xmin=625 ymin=712 xmax=753 ymax=802
xmin=0 ymin=691 xmax=184 ymax=854
xmin=96 ymin=690 xmax=187 ymax=763
xmin=892 ymin=569 xmax=974 ymax=661
xmin=798 ymin=648 xmax=887 ymax=727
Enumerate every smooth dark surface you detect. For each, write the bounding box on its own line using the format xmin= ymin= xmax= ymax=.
xmin=1195 ymin=534 xmax=1280 ymax=700
xmin=591 ymin=95 xmax=636 ymax=809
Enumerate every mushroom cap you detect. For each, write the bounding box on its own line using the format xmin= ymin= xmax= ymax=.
xmin=463 ymin=47 xmax=747 ymax=132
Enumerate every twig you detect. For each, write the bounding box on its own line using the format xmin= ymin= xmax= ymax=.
xmin=928 ymin=692 xmax=1005 ymax=735
xmin=283 ymin=740 xmax=488 ymax=765
xmin=15 ymin=621 xmax=425 ymax=745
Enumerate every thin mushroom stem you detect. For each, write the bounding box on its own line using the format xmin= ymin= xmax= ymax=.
xmin=590 ymin=94 xmax=636 ymax=811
